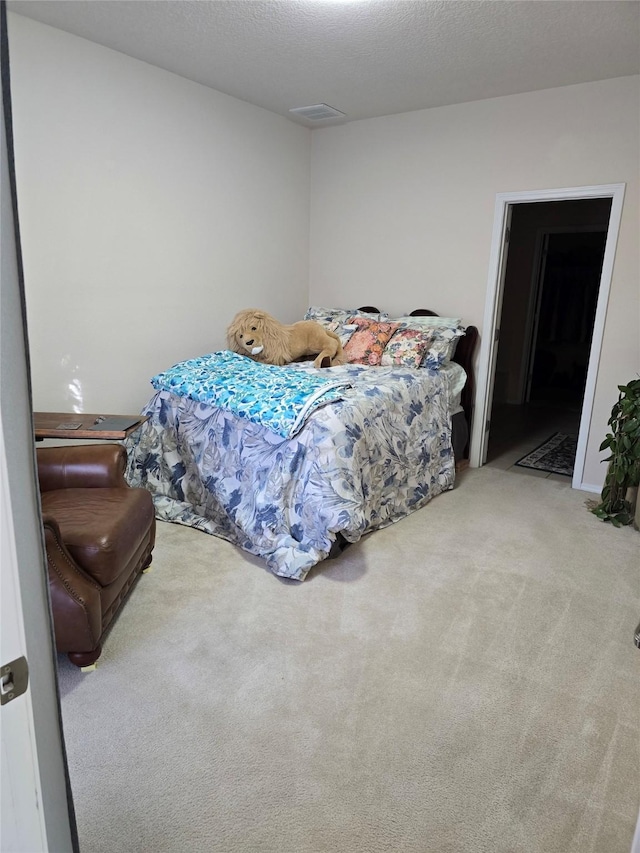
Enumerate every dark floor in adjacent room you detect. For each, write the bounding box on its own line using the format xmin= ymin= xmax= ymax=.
xmin=485 ymin=402 xmax=580 ymax=481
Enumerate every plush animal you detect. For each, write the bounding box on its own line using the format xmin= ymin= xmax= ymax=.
xmin=227 ymin=308 xmax=345 ymax=368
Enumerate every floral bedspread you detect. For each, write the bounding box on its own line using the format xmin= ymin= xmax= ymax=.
xmin=126 ymin=362 xmax=456 ymax=581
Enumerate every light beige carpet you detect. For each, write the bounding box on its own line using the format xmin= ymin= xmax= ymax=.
xmin=56 ymin=466 xmax=640 ymax=853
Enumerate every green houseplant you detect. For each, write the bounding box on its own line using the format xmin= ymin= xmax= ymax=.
xmin=590 ymin=378 xmax=640 ymax=527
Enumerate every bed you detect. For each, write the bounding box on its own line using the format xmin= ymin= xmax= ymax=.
xmin=125 ymin=307 xmax=478 ymax=581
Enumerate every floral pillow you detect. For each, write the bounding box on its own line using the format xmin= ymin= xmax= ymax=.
xmin=342 ymin=317 xmax=401 ymax=366
xmin=419 ymin=325 xmax=466 ymax=364
xmin=380 ymin=329 xmax=435 ymax=367
xmin=381 ymin=325 xmax=466 ymax=368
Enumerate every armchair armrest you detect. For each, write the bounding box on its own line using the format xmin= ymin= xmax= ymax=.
xmin=42 ymin=514 xmax=102 ymax=651
xmin=37 ymin=444 xmax=128 ymax=492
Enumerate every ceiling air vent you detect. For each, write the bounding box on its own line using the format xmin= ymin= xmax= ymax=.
xmin=289 ymin=103 xmax=346 ymax=121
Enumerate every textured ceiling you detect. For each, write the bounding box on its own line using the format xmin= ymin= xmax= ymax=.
xmin=7 ymin=0 xmax=640 ymax=125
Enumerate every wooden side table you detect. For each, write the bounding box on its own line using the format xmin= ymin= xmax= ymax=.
xmin=34 ymin=412 xmax=148 ymax=441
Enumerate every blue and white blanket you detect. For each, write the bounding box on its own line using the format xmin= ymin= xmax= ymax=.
xmin=127 ymin=361 xmax=460 ymax=581
xmin=151 ymin=350 xmax=350 ymax=439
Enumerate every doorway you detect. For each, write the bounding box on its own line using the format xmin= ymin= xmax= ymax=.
xmin=486 ymin=200 xmax=611 ymax=481
xmin=470 ymin=183 xmax=626 ymax=491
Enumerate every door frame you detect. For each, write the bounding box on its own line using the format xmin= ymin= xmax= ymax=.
xmin=470 ymin=183 xmax=626 ymax=492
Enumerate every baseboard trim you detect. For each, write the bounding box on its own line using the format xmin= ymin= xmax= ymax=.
xmin=577 ymin=482 xmax=602 ymax=494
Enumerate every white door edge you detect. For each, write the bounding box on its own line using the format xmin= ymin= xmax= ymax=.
xmin=472 ymin=194 xmax=511 ymax=467
xmin=571 ymin=186 xmax=625 ymax=490
xmin=0 ymin=417 xmax=48 ymax=853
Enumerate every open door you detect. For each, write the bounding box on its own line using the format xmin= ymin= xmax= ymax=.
xmin=477 ymin=203 xmax=512 ymax=465
xmin=1 ymin=4 xmax=76 ymax=847
xmin=0 ymin=419 xmax=47 ymax=851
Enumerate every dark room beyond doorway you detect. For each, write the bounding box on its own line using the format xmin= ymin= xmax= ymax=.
xmin=486 ymin=197 xmax=612 ymax=481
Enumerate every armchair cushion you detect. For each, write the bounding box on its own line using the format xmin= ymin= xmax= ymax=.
xmin=41 ymin=487 xmax=154 ymax=587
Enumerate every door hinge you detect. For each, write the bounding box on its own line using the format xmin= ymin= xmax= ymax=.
xmin=485 ymin=419 xmax=491 ymax=433
xmin=494 ymin=327 xmax=500 ymax=343
xmin=1 ymin=656 xmax=29 ymax=705
xmin=505 ymin=227 xmax=510 ymax=242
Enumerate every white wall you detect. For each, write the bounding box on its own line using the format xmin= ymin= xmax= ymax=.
xmin=8 ymin=14 xmax=311 ymax=415
xmin=309 ymin=77 xmax=640 ymax=488
xmin=8 ymin=13 xmax=639 ymax=489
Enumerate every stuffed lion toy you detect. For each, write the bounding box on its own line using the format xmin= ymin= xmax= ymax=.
xmin=227 ymin=308 xmax=345 ymax=368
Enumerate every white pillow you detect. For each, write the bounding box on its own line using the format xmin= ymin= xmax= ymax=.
xmin=397 ymin=315 xmax=462 ymax=328
xmin=324 ymin=320 xmax=358 ymax=347
xmin=305 ymin=306 xmax=389 ymax=325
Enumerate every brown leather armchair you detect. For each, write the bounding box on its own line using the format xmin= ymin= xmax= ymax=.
xmin=37 ymin=443 xmax=156 ymax=669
